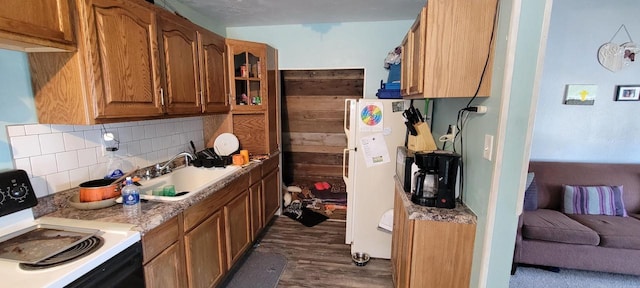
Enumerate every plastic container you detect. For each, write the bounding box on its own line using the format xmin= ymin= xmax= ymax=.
xmin=387 ymin=63 xmax=401 ymax=83
xmin=121 ymin=177 xmax=140 ymax=217
xmin=376 ymin=89 xmax=401 ymax=99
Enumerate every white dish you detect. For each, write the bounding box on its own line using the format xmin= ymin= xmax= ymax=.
xmin=214 ymin=133 xmax=240 ymax=156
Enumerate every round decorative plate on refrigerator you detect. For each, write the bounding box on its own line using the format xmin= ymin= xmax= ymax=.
xmin=214 ymin=133 xmax=240 ymax=156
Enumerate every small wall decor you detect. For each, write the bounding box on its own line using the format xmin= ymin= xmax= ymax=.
xmin=564 ymin=84 xmax=597 ymax=105
xmin=615 ymin=85 xmax=640 ymax=101
xmin=598 ymin=24 xmax=639 ymax=72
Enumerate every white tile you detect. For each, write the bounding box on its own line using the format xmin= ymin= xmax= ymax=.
xmin=6 ymin=125 xmax=25 ymax=137
xmin=69 ymin=167 xmax=90 ymax=188
xmin=132 ymin=125 xmax=145 ymax=141
xmin=46 ymin=171 xmax=71 ymax=193
xmin=13 ymin=158 xmax=32 ymax=176
xmin=24 ymin=124 xmax=51 ymax=135
xmin=50 ymin=125 xmax=75 ymax=133
xmin=30 ymin=154 xmax=57 ymax=176
xmin=63 ymin=131 xmax=86 ymax=151
xmin=29 ymin=176 xmax=49 ymax=197
xmin=134 ymin=157 xmax=150 ymax=169
xmin=73 ymin=125 xmax=93 ymax=131
xmin=144 ymin=124 xmax=157 ymax=139
xmin=88 ymin=164 xmax=108 ymax=180
xmin=56 ymin=151 xmax=79 ymax=171
xmin=84 ymin=129 xmax=102 ymax=148
xmin=140 ymin=139 xmax=153 ymax=153
xmin=39 ymin=133 xmax=65 ymax=154
xmin=96 ymin=147 xmax=109 ymax=164
xmin=151 ymin=137 xmax=164 ymax=151
xmin=10 ymin=135 xmax=41 ymax=158
xmin=126 ymin=141 xmax=142 ymax=156
xmin=77 ymin=148 xmax=98 ymax=167
xmin=117 ymin=126 xmax=133 ymax=142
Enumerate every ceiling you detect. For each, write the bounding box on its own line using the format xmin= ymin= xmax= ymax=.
xmin=165 ymin=0 xmax=425 ymax=27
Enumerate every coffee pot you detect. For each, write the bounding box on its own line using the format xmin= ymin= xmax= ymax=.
xmin=411 ymin=150 xmax=460 ymax=209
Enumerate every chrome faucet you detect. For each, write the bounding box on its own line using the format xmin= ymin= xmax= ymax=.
xmin=154 ymin=151 xmax=195 ymax=177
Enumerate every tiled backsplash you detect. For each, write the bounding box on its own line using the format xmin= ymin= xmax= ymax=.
xmin=7 ymin=117 xmax=205 ymax=198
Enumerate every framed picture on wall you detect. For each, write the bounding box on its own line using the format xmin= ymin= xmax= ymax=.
xmin=615 ymin=85 xmax=640 ymax=101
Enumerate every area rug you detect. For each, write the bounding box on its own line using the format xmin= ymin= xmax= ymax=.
xmin=222 ymin=251 xmax=287 ymax=288
xmin=510 ymin=266 xmax=640 ymax=288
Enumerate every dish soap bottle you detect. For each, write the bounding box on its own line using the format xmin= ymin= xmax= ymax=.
xmin=122 ymin=177 xmax=140 ymax=217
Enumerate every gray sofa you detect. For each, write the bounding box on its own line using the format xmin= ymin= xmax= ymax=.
xmin=513 ymin=161 xmax=640 ymax=275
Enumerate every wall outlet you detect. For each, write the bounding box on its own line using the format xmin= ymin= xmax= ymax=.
xmin=483 ymin=134 xmax=494 ymax=161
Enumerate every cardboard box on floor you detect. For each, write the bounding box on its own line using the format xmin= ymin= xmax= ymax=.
xmin=408 ymin=122 xmax=437 ymax=151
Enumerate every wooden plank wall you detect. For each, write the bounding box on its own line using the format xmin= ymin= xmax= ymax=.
xmin=281 ymin=69 xmax=363 ymax=188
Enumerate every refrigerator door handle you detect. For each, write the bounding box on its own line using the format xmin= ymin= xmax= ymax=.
xmin=342 ymin=148 xmax=350 ymax=183
xmin=344 ymin=99 xmax=351 ymax=136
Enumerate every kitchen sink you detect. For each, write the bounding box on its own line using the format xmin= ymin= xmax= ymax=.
xmin=136 ymin=165 xmax=240 ymax=202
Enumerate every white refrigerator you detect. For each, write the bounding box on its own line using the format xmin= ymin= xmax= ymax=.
xmin=343 ymin=98 xmax=410 ymax=259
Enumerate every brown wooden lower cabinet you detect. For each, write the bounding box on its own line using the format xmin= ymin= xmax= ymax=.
xmin=143 ymin=160 xmax=280 ymax=287
xmin=391 ymin=188 xmax=476 ymax=288
xmin=142 ymin=216 xmax=187 ymax=288
xmin=184 ymin=210 xmax=226 ymax=288
xmin=262 ymin=168 xmax=280 ymax=225
xmin=224 ymin=190 xmax=251 ymax=268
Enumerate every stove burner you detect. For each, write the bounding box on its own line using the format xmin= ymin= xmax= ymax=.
xmin=19 ymin=236 xmax=104 ymax=270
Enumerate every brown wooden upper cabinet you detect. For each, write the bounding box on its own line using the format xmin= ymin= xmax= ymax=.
xmin=0 ymin=0 xmax=75 ymax=52
xmin=227 ymin=39 xmax=268 ymax=112
xmin=227 ymin=39 xmax=280 ymax=156
xmin=401 ymin=0 xmax=497 ymax=98
xmin=27 ymin=0 xmax=228 ymax=124
xmin=157 ymin=9 xmax=229 ymax=116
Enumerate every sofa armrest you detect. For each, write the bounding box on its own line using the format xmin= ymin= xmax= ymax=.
xmin=513 ymin=213 xmax=524 ymax=263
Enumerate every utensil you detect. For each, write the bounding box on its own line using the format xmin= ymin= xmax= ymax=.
xmin=110 ymin=167 xmax=138 ymax=186
xmin=190 ymin=141 xmax=198 ymax=156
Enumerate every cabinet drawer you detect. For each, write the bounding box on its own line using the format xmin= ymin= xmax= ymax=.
xmin=249 ymin=165 xmax=262 ymax=185
xmin=261 ymin=156 xmax=278 ymax=174
xmin=143 ymin=216 xmax=180 ymax=263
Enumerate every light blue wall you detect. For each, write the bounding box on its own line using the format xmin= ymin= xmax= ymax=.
xmin=431 ymin=0 xmax=549 ymax=287
xmin=532 ymin=0 xmax=639 ymax=163
xmin=227 ymin=21 xmax=413 ymax=97
xmin=0 ymin=50 xmax=37 ymax=170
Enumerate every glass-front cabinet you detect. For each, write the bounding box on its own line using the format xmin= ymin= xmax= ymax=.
xmin=227 ymin=39 xmax=267 ymax=111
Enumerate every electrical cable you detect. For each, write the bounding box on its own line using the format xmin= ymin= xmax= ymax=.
xmin=454 ymin=0 xmax=500 ymax=204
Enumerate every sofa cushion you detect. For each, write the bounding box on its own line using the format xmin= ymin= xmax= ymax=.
xmin=523 ymin=172 xmax=538 ymax=211
xmin=522 ymin=209 xmax=599 ymax=245
xmin=563 ymin=185 xmax=627 ymax=217
xmin=568 ymin=214 xmax=640 ymax=250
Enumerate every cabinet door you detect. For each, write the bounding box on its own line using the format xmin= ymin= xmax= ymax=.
xmin=144 ymin=242 xmax=187 ymax=288
xmin=392 ymin=188 xmax=413 ymax=288
xmin=227 ymin=39 xmax=267 ymax=111
xmin=82 ymin=0 xmax=164 ymax=119
xmin=407 ymin=7 xmax=426 ymax=96
xmin=157 ymin=13 xmax=202 ymax=115
xmin=400 ymin=34 xmax=410 ymax=96
xmin=262 ymin=169 xmax=280 ymax=225
xmin=185 ymin=210 xmax=227 ymax=288
xmin=249 ymin=181 xmax=263 ymax=240
xmin=0 ymin=0 xmax=74 ymax=51
xmin=200 ymin=30 xmax=230 ymax=113
xmin=225 ymin=190 xmax=251 ymax=267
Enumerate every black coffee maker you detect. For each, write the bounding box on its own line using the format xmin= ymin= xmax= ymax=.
xmin=412 ymin=150 xmax=460 ymax=209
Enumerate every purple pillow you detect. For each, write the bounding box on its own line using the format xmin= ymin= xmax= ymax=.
xmin=523 ymin=173 xmax=538 ymax=211
xmin=563 ymin=185 xmax=627 ymax=217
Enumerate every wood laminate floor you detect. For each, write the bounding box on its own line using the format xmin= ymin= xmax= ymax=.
xmin=254 ymin=216 xmax=394 ymax=288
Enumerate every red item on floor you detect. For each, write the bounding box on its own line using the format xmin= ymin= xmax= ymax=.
xmin=314 ymin=182 xmax=325 ymax=190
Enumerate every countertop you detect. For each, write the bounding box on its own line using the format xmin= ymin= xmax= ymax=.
xmin=37 ymin=160 xmax=265 ymax=235
xmin=395 ymin=176 xmax=477 ymax=225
